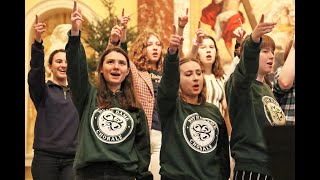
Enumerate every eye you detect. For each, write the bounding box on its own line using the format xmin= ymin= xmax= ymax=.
xmin=56 ymin=59 xmax=63 ymax=63
xmin=106 ymin=60 xmax=114 ymax=64
xmin=185 ymin=72 xmax=192 ymax=76
xmin=119 ymin=60 xmax=127 ymax=65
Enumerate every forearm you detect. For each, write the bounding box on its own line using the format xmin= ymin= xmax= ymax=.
xmin=186 ymin=43 xmax=199 ymax=58
xmin=278 ymin=46 xmax=295 ymax=90
xmin=66 ymin=30 xmax=90 ymax=113
xmin=28 ymin=40 xmax=46 ymax=105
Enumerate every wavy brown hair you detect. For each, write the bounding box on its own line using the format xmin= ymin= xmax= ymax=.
xmin=128 ymin=31 xmax=165 ymax=72
xmin=179 ymin=57 xmax=207 ymax=105
xmin=96 ymin=47 xmax=142 ymax=110
xmin=197 ymin=35 xmax=224 ymax=79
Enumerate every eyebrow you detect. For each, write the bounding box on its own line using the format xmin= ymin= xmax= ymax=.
xmin=106 ymin=58 xmax=126 ymax=62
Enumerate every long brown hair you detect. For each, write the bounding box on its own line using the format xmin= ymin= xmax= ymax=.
xmin=128 ymin=31 xmax=165 ymax=72
xmin=179 ymin=57 xmax=207 ymax=104
xmin=197 ymin=35 xmax=224 ymax=78
xmin=96 ymin=47 xmax=141 ymax=110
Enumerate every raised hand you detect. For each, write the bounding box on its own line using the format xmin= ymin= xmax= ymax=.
xmin=233 ymin=18 xmax=246 ymax=44
xmin=251 ymin=14 xmax=276 ymax=43
xmin=34 ymin=15 xmax=46 ymax=43
xmin=71 ymin=0 xmax=84 ymax=36
xmin=110 ymin=17 xmax=122 ymax=43
xmin=121 ymin=8 xmax=131 ymax=30
xmin=178 ymin=8 xmax=189 ymax=28
xmin=169 ymin=24 xmax=184 ymax=54
xmin=195 ymin=21 xmax=205 ymax=45
xmin=120 ymin=8 xmax=130 ymax=42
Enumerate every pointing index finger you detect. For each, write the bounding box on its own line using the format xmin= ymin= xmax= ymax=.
xmin=35 ymin=15 xmax=38 ymax=24
xmin=122 ymin=8 xmax=124 ymax=17
xmin=198 ymin=21 xmax=201 ymax=29
xmin=259 ymin=14 xmax=264 ymax=23
xmin=186 ymin=8 xmax=188 ymax=16
xmin=73 ymin=0 xmax=77 ymax=13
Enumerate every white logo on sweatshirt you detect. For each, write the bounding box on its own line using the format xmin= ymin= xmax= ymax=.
xmin=183 ymin=113 xmax=219 ymax=153
xmin=262 ymin=96 xmax=286 ymax=126
xmin=91 ymin=108 xmax=134 ymax=144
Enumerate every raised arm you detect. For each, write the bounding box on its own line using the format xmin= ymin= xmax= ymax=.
xmin=277 ymin=40 xmax=295 ymax=90
xmin=157 ymin=25 xmax=183 ymax=127
xmin=27 ymin=15 xmax=47 ymax=107
xmin=177 ymin=8 xmax=188 ymax=57
xmin=231 ymin=15 xmax=276 ymax=91
xmin=66 ymin=0 xmax=89 ymax=114
xmin=225 ymin=19 xmax=246 ymax=80
xmin=187 ymin=21 xmax=205 ymax=58
xmin=107 ymin=10 xmax=130 ymax=52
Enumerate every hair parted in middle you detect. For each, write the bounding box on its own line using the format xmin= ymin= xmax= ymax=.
xmin=96 ymin=47 xmax=142 ymax=110
xmin=179 ymin=57 xmax=207 ymax=105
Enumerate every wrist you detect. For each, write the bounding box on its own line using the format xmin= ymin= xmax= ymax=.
xmin=109 ymin=38 xmax=120 ymax=46
xmin=178 ymin=25 xmax=185 ymax=28
xmin=192 ymin=39 xmax=203 ymax=46
xmin=168 ymin=48 xmax=177 ymax=54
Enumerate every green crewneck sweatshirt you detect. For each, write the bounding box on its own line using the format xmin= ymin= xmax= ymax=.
xmin=225 ymin=36 xmax=286 ymax=176
xmin=157 ymin=51 xmax=230 ymax=180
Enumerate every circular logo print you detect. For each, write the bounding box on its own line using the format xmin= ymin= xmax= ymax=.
xmin=91 ymin=108 xmax=134 ymax=144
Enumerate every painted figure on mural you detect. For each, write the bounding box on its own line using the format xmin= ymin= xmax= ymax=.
xmin=200 ymin=0 xmax=245 ymax=58
xmin=269 ymin=4 xmax=294 ymax=51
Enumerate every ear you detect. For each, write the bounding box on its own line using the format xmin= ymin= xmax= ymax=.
xmin=48 ymin=64 xmax=53 ymax=71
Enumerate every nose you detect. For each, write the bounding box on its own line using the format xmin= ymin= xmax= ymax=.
xmin=268 ymin=51 xmax=275 ymax=59
xmin=152 ymin=44 xmax=158 ymax=50
xmin=62 ymin=61 xmax=67 ymax=67
xmin=114 ymin=62 xmax=119 ymax=69
xmin=193 ymin=74 xmax=200 ymax=81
